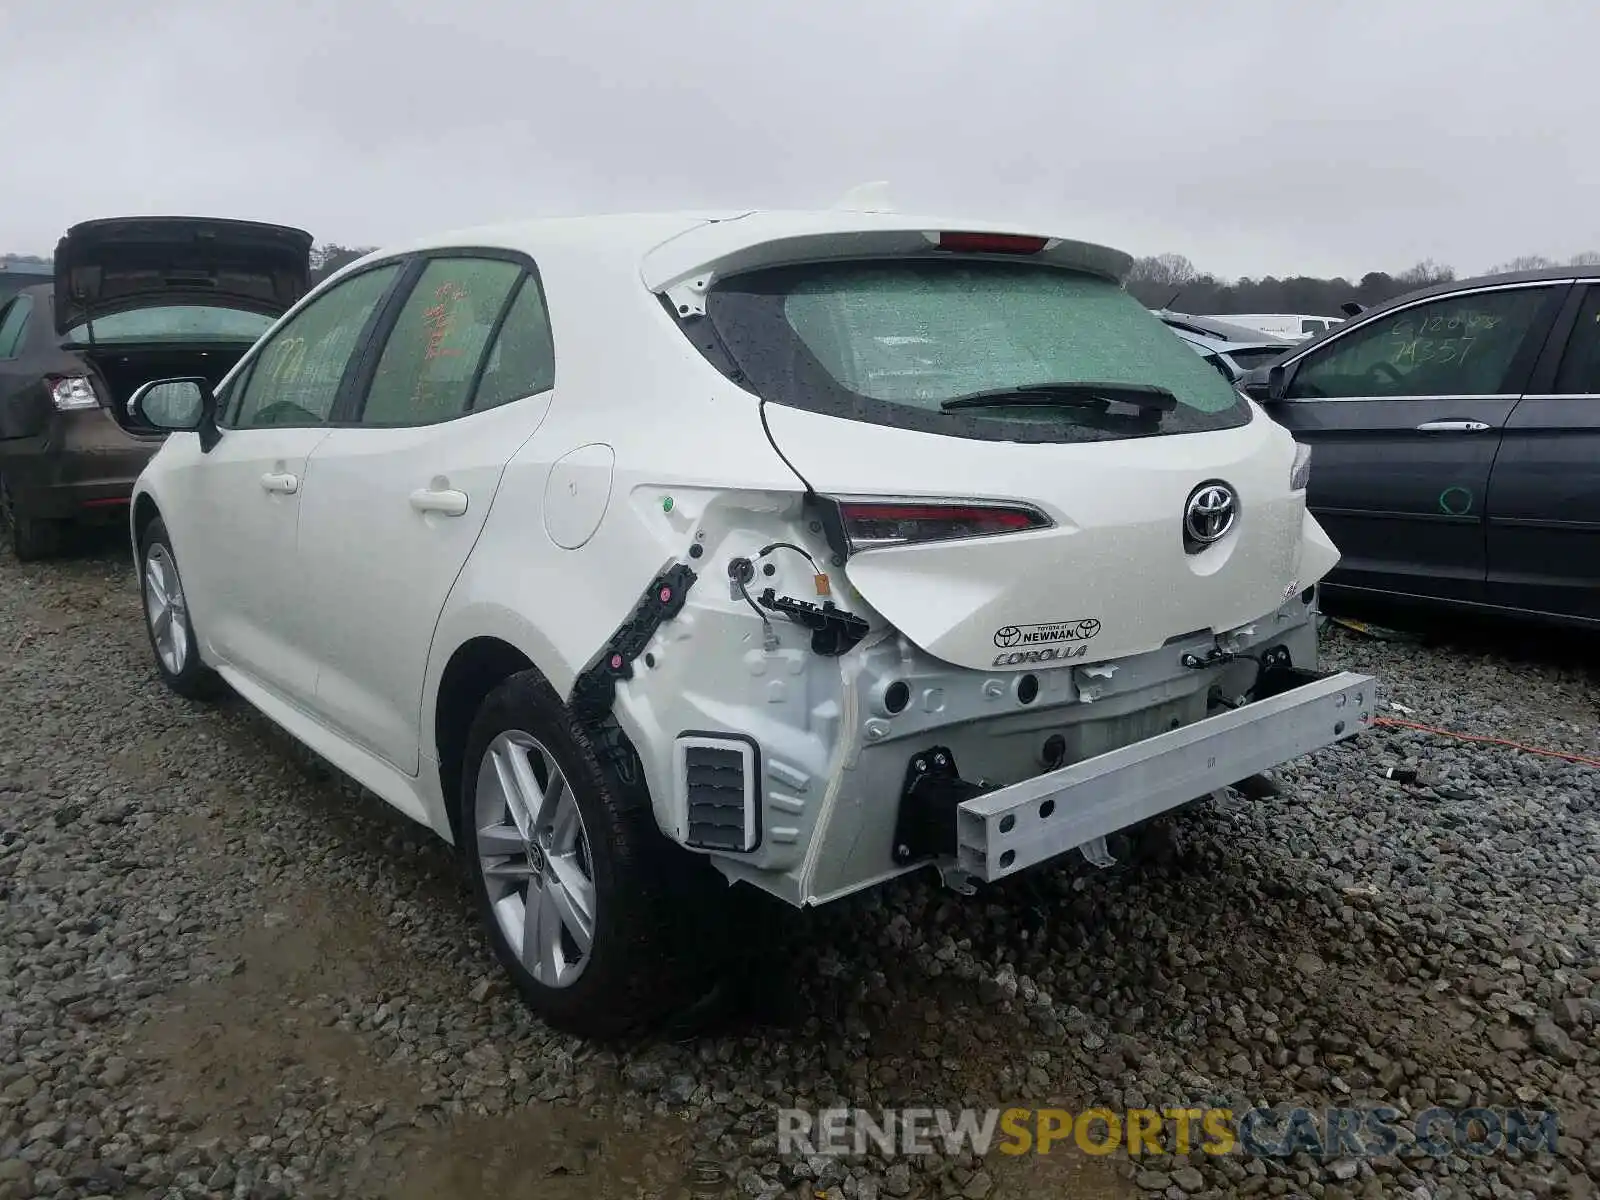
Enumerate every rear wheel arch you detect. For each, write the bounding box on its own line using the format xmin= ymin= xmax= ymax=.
xmin=434 ymin=636 xmax=537 ymax=842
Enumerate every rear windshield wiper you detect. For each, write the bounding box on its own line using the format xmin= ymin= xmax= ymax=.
xmin=940 ymin=382 xmax=1178 ymax=414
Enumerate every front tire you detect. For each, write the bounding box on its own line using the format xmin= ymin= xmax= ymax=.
xmin=461 ymin=670 xmax=715 ymax=1038
xmin=138 ymin=517 xmax=221 ymax=700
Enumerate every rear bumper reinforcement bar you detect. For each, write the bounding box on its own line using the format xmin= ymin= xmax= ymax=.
xmin=955 ymin=670 xmax=1375 ymax=884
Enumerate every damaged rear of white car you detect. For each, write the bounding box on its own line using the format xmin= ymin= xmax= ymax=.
xmin=131 ymin=209 xmax=1373 ymax=1039
xmin=447 ymin=212 xmax=1371 ymax=1033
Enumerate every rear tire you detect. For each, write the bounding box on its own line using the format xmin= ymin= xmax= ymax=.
xmin=138 ymin=517 xmax=222 ymax=701
xmin=0 ymin=476 xmax=64 ymax=562
xmin=461 ymin=669 xmax=719 ymax=1039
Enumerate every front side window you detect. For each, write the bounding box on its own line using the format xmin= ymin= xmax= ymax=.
xmin=1552 ymin=287 xmax=1600 ymax=395
xmin=0 ymin=296 xmax=32 ymax=358
xmin=229 ymin=264 xmax=400 ymax=429
xmin=61 ymin=306 xmax=274 ymax=345
xmin=1287 ymin=287 xmax=1554 ymax=399
xmin=702 ymin=260 xmax=1250 ymax=444
xmin=360 ymin=258 xmax=523 ymax=426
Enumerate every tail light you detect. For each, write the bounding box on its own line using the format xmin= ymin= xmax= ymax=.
xmin=47 ymin=375 xmax=99 ymax=412
xmin=820 ymin=497 xmax=1052 ymax=555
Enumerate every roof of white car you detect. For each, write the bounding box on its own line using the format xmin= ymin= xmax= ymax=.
xmin=385 ymin=210 xmax=743 ymax=256
xmin=354 ymin=209 xmax=1134 ymax=289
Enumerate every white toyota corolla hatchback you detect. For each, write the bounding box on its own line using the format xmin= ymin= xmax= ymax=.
xmin=126 ymin=209 xmax=1372 ymax=1037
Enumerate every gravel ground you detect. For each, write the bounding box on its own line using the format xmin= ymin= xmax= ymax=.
xmin=0 ymin=532 xmax=1596 ymax=1200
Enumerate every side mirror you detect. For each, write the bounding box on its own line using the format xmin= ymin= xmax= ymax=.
xmin=1238 ymin=363 xmax=1280 ymax=403
xmin=1267 ymin=363 xmax=1287 ymax=401
xmin=128 ymin=377 xmax=221 ymax=452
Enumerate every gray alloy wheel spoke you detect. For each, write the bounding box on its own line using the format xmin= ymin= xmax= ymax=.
xmin=549 ymin=784 xmax=583 ymax=852
xmin=486 ymin=747 xmax=529 ymax=840
xmin=502 ymin=740 xmax=544 ymax=840
xmin=477 ymin=824 xmax=529 ymax=872
xmin=531 ymin=751 xmax=568 ymax=838
xmin=523 ymin=878 xmax=568 ymax=982
xmin=544 ymin=853 xmax=595 ymax=954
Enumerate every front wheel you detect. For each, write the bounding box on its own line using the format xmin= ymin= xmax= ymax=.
xmin=138 ymin=517 xmax=222 ymax=700
xmin=461 ymin=670 xmax=718 ymax=1038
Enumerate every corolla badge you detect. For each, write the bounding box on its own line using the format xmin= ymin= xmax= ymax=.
xmin=1184 ymin=482 xmax=1238 ymax=545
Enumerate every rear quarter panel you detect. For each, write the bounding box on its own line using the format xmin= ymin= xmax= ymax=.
xmin=421 ymin=242 xmax=805 ymax=735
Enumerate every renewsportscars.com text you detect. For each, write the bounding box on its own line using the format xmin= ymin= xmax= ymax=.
xmin=778 ymin=1106 xmax=1560 ymax=1160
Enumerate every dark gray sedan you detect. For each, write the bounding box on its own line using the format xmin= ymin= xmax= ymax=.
xmin=1239 ymin=266 xmax=1600 ymax=628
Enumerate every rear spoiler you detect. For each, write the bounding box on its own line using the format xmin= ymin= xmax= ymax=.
xmin=640 ymin=213 xmax=1134 ymax=317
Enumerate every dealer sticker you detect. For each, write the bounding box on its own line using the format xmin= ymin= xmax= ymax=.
xmin=992 ymin=619 xmax=1102 ymax=649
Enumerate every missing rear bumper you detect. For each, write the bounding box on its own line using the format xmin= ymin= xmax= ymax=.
xmin=899 ymin=669 xmax=1373 ymax=885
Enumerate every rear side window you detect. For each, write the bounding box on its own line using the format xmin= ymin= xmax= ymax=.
xmin=473 ymin=279 xmax=556 ymax=410
xmin=701 ymin=260 xmax=1250 ymax=443
xmin=0 ymin=296 xmax=32 ymax=358
xmin=360 ymin=257 xmax=524 ymax=426
xmin=1552 ymin=286 xmax=1600 ymax=395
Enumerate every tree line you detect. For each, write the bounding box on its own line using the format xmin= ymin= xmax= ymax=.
xmin=310 ymin=244 xmax=379 ymax=282
xmin=1125 ymin=251 xmax=1600 ymax=316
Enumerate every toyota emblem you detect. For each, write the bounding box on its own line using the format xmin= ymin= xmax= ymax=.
xmin=1184 ymin=482 xmax=1238 ymax=545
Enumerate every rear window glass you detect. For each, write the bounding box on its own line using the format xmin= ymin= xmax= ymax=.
xmin=63 ymin=305 xmax=274 ymax=344
xmin=702 ymin=260 xmax=1250 ymax=443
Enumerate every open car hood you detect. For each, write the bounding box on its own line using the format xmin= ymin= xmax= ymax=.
xmin=54 ymin=216 xmax=314 ymax=334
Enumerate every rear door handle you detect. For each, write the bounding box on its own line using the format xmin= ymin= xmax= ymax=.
xmin=260 ymin=471 xmax=299 ymax=494
xmin=1415 ymin=419 xmax=1492 ymax=433
xmin=409 ymin=487 xmax=468 ymax=517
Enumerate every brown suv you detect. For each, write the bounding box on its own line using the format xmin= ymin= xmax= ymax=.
xmin=0 ymin=216 xmax=312 ymax=559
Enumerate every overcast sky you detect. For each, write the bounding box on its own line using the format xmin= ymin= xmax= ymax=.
xmin=3 ymin=1 xmax=1594 ymax=279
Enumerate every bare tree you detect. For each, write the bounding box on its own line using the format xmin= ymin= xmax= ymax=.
xmin=1127 ymin=253 xmax=1197 ymax=288
xmin=1396 ymin=259 xmax=1455 ymax=287
xmin=1569 ymin=250 xmax=1600 ymax=266
xmin=1486 ymin=254 xmax=1556 ymax=273
xmin=310 ymin=244 xmax=379 ymax=283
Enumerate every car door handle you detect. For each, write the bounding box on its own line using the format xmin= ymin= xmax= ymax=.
xmin=260 ymin=471 xmax=299 ymax=494
xmin=1415 ymin=419 xmax=1493 ymax=433
xmin=409 ymin=487 xmax=468 ymax=516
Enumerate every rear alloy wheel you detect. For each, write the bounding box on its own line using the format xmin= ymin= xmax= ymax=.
xmin=0 ymin=476 xmax=63 ymax=562
xmin=461 ymin=670 xmax=718 ymax=1038
xmin=139 ymin=518 xmax=221 ymax=700
xmin=476 ymin=730 xmax=598 ymax=989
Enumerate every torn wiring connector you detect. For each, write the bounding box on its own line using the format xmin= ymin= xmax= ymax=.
xmin=757 ymin=587 xmax=868 ymax=657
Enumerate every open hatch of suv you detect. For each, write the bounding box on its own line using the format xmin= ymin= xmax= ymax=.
xmin=123 ymin=210 xmax=1373 ymax=1037
xmin=0 ymin=216 xmax=312 ymax=558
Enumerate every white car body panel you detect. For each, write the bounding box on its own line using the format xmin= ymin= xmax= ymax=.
xmin=131 ymin=207 xmax=1350 ymax=911
xmin=296 ymin=397 xmax=552 ymax=774
xmin=153 ymin=425 xmax=332 ymax=698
